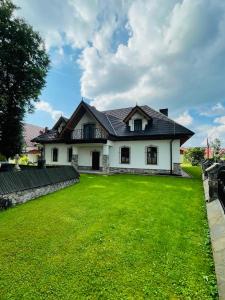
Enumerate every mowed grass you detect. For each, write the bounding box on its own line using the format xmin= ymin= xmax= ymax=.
xmin=0 ymin=169 xmax=217 ymax=299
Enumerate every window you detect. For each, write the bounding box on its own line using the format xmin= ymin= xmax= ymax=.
xmin=134 ymin=119 xmax=142 ymax=131
xmin=68 ymin=147 xmax=72 ymax=162
xmin=83 ymin=124 xmax=95 ymax=139
xmin=121 ymin=147 xmax=130 ymax=164
xmin=52 ymin=148 xmax=58 ymax=162
xmin=146 ymin=146 xmax=157 ymax=165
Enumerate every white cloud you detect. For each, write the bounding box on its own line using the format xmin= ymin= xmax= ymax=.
xmin=35 ymin=101 xmax=63 ymax=121
xmin=174 ymin=111 xmax=193 ymax=126
xmin=14 ymin=0 xmax=225 ymax=111
xmin=200 ymin=102 xmax=225 ymax=116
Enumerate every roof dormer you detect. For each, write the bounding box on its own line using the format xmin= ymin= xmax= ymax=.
xmin=123 ymin=106 xmax=152 ymax=131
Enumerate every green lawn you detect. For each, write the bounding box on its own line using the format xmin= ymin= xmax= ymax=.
xmin=0 ymin=169 xmax=217 ymax=299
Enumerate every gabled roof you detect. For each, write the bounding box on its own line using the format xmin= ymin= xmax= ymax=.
xmin=52 ymin=116 xmax=68 ymax=130
xmin=60 ymin=101 xmax=115 ymax=136
xmin=123 ymin=105 xmax=151 ymax=123
xmin=33 ymin=100 xmax=194 ymax=145
xmin=23 ymin=123 xmax=44 ymax=147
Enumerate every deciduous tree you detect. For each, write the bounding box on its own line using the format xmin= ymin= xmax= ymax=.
xmin=0 ymin=0 xmax=50 ymax=158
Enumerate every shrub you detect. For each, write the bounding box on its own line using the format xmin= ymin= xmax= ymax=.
xmin=184 ymin=147 xmax=205 ymax=166
xmin=0 ymin=153 xmax=7 ymax=161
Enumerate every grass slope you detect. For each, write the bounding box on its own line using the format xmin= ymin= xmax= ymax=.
xmin=0 ymin=170 xmax=217 ymax=299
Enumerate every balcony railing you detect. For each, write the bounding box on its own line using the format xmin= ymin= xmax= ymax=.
xmin=71 ymin=128 xmax=107 ymax=140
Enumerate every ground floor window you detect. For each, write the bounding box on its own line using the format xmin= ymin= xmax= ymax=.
xmin=68 ymin=147 xmax=72 ymax=162
xmin=52 ymin=148 xmax=58 ymax=162
xmin=146 ymin=146 xmax=157 ymax=165
xmin=120 ymin=147 xmax=130 ymax=164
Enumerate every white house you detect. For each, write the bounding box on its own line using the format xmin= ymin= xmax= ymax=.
xmin=33 ymin=100 xmax=194 ymax=175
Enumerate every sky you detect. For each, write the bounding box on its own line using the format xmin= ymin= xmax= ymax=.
xmin=13 ymin=0 xmax=225 ymax=147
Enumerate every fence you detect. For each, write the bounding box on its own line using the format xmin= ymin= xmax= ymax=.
xmin=0 ymin=166 xmax=79 ymax=195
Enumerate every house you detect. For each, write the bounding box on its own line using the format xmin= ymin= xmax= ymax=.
xmin=33 ymin=100 xmax=194 ymax=174
xmin=23 ymin=123 xmax=44 ymax=163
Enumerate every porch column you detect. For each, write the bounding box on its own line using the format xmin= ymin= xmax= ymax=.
xmin=72 ymin=146 xmax=79 ymax=170
xmin=102 ymin=144 xmax=110 ymax=174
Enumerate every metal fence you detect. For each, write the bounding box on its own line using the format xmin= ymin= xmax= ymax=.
xmin=0 ymin=166 xmax=79 ymax=195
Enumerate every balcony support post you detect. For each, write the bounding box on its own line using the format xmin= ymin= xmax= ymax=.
xmin=102 ymin=144 xmax=110 ymax=174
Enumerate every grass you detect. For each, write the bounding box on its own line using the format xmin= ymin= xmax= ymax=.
xmin=0 ymin=168 xmax=218 ymax=299
xmin=182 ymin=163 xmax=203 ymax=180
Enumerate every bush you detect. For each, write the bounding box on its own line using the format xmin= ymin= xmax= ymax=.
xmin=0 ymin=153 xmax=7 ymax=161
xmin=18 ymin=155 xmax=29 ymax=165
xmin=184 ymin=147 xmax=205 ymax=166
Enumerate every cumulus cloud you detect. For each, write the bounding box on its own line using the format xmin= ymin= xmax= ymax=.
xmin=14 ymin=0 xmax=225 ymax=112
xmin=35 ymin=101 xmax=63 ymax=121
xmin=174 ymin=111 xmax=193 ymax=126
xmin=13 ymin=0 xmax=225 ymax=145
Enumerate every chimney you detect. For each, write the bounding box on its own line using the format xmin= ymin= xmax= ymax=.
xmin=159 ymin=108 xmax=168 ymax=116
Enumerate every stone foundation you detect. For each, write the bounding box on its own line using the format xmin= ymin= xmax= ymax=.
xmin=71 ymin=154 xmax=78 ymax=170
xmin=78 ymin=166 xmax=103 ymax=171
xmin=109 ymin=167 xmax=171 ymax=175
xmin=173 ymin=163 xmax=182 ymax=175
xmin=1 ymin=178 xmax=79 ymax=207
xmin=102 ymin=155 xmax=109 ymax=173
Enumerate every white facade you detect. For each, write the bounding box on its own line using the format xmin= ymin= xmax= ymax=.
xmin=43 ymin=110 xmax=181 ymax=174
xmin=44 ymin=140 xmax=180 ymax=171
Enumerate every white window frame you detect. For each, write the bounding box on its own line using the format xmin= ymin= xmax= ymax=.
xmin=52 ymin=148 xmax=58 ymax=162
xmin=120 ymin=146 xmax=130 ymax=164
xmin=146 ymin=145 xmax=158 ymax=165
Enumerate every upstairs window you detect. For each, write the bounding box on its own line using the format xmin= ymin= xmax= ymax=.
xmin=134 ymin=119 xmax=142 ymax=131
xmin=120 ymin=147 xmax=130 ymax=164
xmin=52 ymin=148 xmax=58 ymax=162
xmin=68 ymin=147 xmax=72 ymax=162
xmin=146 ymin=146 xmax=157 ymax=165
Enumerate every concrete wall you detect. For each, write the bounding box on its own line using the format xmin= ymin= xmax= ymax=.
xmin=108 ymin=139 xmax=180 ymax=170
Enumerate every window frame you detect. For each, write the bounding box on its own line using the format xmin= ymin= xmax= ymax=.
xmin=52 ymin=147 xmax=58 ymax=162
xmin=146 ymin=146 xmax=158 ymax=165
xmin=133 ymin=119 xmax=142 ymax=131
xmin=67 ymin=147 xmax=73 ymax=162
xmin=120 ymin=146 xmax=130 ymax=164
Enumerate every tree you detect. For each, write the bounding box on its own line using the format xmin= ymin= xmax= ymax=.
xmin=184 ymin=147 xmax=205 ymax=166
xmin=210 ymin=138 xmax=221 ymax=161
xmin=0 ymin=0 xmax=50 ymax=159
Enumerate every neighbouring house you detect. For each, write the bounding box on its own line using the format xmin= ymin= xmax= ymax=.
xmin=33 ymin=100 xmax=194 ymax=174
xmin=23 ymin=123 xmax=44 ymax=163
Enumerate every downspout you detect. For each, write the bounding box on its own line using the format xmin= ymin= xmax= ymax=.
xmin=170 ymin=139 xmax=174 ymax=175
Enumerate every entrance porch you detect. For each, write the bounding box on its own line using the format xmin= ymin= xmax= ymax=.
xmin=71 ymin=143 xmax=110 ymax=173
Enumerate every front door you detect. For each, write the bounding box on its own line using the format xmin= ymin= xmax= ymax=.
xmin=92 ymin=151 xmax=100 ymax=170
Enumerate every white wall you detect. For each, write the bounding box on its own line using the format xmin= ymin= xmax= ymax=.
xmin=44 ymin=144 xmax=72 ymax=166
xmin=128 ymin=112 xmax=148 ymax=131
xmin=74 ymin=112 xmax=101 ymax=130
xmin=109 ymin=139 xmax=180 ymax=170
xmin=44 ymin=143 xmax=103 ymax=167
xmin=44 ymin=139 xmax=180 ymax=171
xmin=78 ymin=145 xmax=103 ymax=167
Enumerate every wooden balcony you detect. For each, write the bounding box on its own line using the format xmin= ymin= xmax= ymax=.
xmin=71 ymin=128 xmax=107 ymax=140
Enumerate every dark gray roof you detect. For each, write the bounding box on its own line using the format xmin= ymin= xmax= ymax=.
xmin=33 ymin=101 xmax=194 ymax=143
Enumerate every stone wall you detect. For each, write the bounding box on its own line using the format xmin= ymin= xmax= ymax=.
xmin=1 ymin=178 xmax=79 ymax=207
xmin=109 ymin=167 xmax=170 ymax=175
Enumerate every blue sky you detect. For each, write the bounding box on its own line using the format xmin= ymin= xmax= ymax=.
xmin=14 ymin=0 xmax=225 ymax=146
